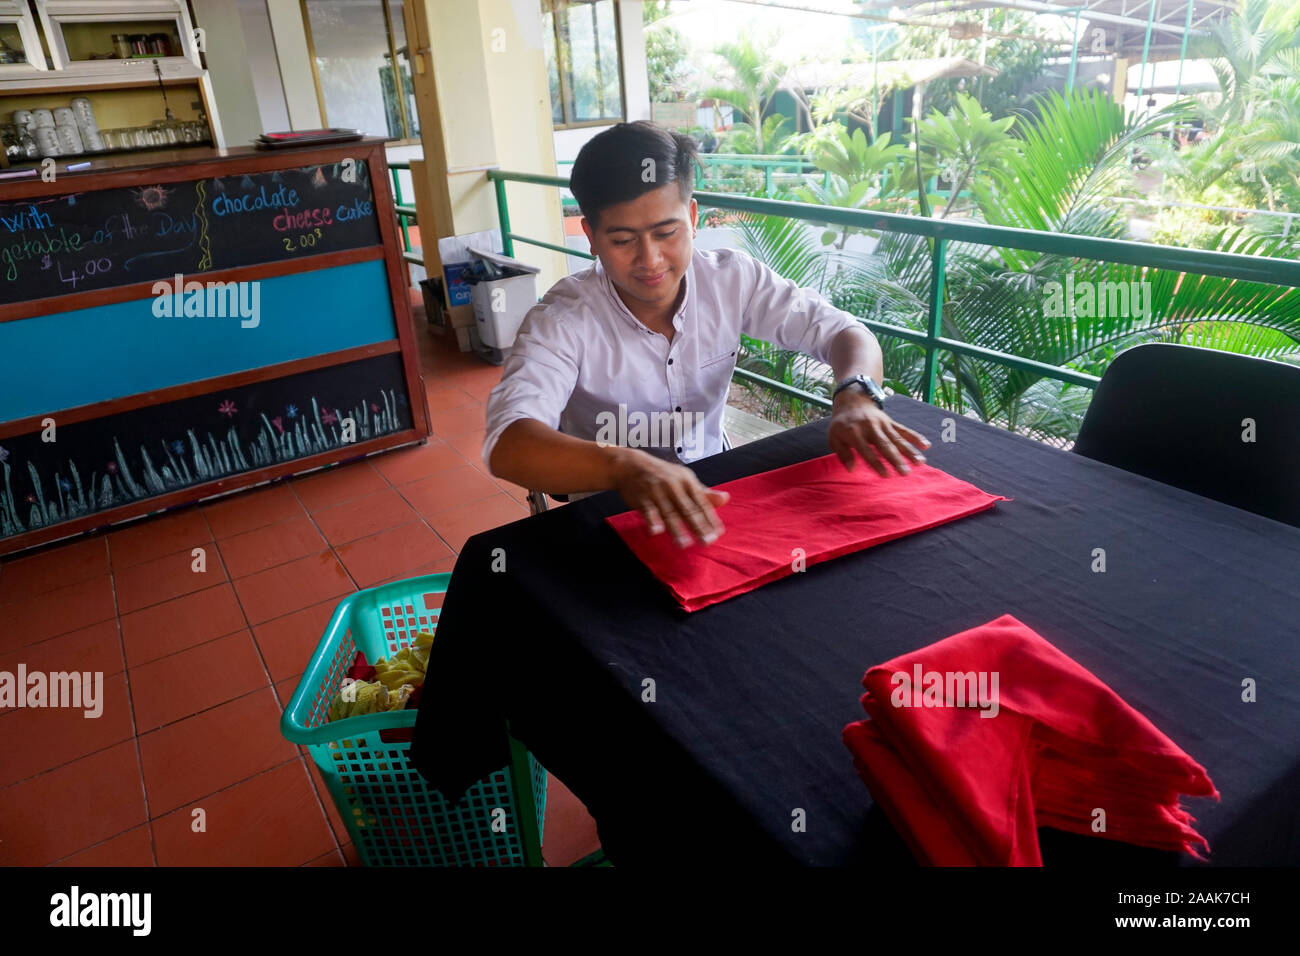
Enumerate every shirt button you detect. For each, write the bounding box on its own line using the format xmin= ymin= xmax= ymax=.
xmin=667 ymin=358 xmax=674 ymax=365
xmin=675 ymin=406 xmax=682 ymax=412
xmin=676 ymin=447 xmax=683 ymax=453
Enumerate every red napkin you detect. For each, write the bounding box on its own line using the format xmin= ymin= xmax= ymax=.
xmin=842 ymin=614 xmax=1219 ymax=866
xmin=346 ymin=651 xmax=375 ymax=682
xmin=606 ymin=454 xmax=1007 ymax=612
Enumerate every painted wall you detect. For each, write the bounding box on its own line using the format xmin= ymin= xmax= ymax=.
xmin=266 ymin=0 xmax=324 ymax=128
xmin=191 ymin=0 xmax=265 ymax=147
xmin=240 ymin=0 xmax=291 ymax=133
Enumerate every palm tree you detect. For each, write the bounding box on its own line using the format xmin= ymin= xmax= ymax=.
xmin=698 ymin=28 xmax=788 ymax=153
xmin=719 ymin=114 xmax=797 ymax=155
xmin=1154 ymin=0 xmax=1300 ymax=217
xmin=1235 ymin=50 xmax=1300 ymax=212
xmin=1195 ymin=0 xmax=1300 ymax=130
xmin=733 ymin=88 xmax=1300 ymax=442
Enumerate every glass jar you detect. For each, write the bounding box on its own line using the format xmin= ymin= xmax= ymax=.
xmin=2 ymin=125 xmax=21 ymax=162
xmin=112 ymin=34 xmax=131 ymax=59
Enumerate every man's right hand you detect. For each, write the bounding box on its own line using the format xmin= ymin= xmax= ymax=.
xmin=610 ymin=448 xmax=729 ymax=548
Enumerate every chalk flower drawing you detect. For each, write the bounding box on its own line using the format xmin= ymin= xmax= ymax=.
xmin=1 ymin=389 xmax=407 ymax=541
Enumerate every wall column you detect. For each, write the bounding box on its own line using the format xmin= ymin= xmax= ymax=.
xmin=404 ymin=0 xmax=567 ymax=323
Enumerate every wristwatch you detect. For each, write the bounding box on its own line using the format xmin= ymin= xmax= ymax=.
xmin=832 ymin=374 xmax=887 ymax=409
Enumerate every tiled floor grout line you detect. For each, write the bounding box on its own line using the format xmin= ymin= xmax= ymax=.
xmin=105 ymin=528 xmax=228 ymax=618
xmin=43 ymin=823 xmax=151 ymax=867
xmin=3 ymin=675 xmax=281 ymax=793
xmin=107 ymin=548 xmax=160 ymax=866
xmin=370 ymin=438 xmax=478 ymax=558
xmin=278 ymin=480 xmax=356 ymax=860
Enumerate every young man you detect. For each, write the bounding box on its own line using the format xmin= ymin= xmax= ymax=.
xmin=484 ymin=121 xmax=930 ymax=547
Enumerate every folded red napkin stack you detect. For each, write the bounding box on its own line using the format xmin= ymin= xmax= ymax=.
xmin=606 ymin=454 xmax=1007 ymax=612
xmin=842 ymin=614 xmax=1219 ymax=865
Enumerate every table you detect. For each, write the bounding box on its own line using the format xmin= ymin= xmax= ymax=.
xmin=411 ymin=396 xmax=1300 ymax=866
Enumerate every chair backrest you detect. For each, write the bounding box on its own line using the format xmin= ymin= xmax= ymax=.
xmin=1072 ymin=343 xmax=1300 ymax=527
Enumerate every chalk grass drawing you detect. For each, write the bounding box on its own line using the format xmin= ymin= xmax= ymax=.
xmin=0 ymin=388 xmax=404 ymax=539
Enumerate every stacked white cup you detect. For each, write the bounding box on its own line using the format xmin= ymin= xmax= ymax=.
xmin=71 ymin=97 xmax=104 ymax=152
xmin=53 ymin=105 xmax=85 ymax=154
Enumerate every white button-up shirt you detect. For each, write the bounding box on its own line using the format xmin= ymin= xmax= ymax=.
xmin=482 ymin=245 xmax=860 ymax=470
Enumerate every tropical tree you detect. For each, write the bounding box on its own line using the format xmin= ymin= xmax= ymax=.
xmin=644 ymin=1 xmax=691 ymax=102
xmin=733 ymin=88 xmax=1300 ymax=441
xmin=913 ymin=92 xmax=1020 ymax=218
xmin=719 ymin=114 xmax=797 ymax=155
xmin=697 ymin=28 xmax=788 ymax=153
xmin=793 ymin=124 xmax=911 ymax=247
xmin=1194 ymin=0 xmax=1300 ymax=130
xmin=1150 ymin=0 xmax=1300 ymax=232
xmin=876 ymin=6 xmax=1051 ymax=119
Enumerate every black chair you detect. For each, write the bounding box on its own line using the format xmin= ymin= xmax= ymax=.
xmin=1072 ymin=343 xmax=1300 ymax=528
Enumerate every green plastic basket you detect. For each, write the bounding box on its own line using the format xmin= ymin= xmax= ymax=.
xmin=281 ymin=572 xmax=547 ymax=867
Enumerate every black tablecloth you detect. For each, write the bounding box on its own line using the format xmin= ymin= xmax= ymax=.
xmin=411 ymin=396 xmax=1300 ymax=866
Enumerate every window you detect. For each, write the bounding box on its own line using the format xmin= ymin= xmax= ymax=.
xmin=302 ymin=0 xmax=418 ymax=141
xmin=542 ymin=0 xmax=624 ymax=128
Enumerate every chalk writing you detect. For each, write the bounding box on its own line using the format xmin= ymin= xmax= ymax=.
xmin=0 ymin=161 xmax=379 ymax=305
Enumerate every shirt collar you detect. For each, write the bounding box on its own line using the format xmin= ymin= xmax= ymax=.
xmin=594 ymin=250 xmax=693 ymax=335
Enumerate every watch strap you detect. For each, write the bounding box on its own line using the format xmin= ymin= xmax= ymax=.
xmin=833 ymin=375 xmax=886 ymax=408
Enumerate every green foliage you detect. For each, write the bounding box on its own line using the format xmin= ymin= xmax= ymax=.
xmin=914 ymin=93 xmax=1019 ymax=217
xmin=719 ymin=114 xmax=797 ymax=155
xmin=732 ymin=87 xmax=1300 ymax=444
xmin=801 ymin=124 xmax=910 ymax=187
xmin=697 ymin=27 xmax=788 ymax=152
xmin=643 ymin=1 xmax=690 ymax=102
xmin=976 ymin=88 xmax=1182 ymax=240
xmin=1158 ymin=0 xmax=1300 ymax=219
xmin=792 ymin=125 xmax=911 ymax=245
xmin=880 ymin=7 xmax=1051 ymax=118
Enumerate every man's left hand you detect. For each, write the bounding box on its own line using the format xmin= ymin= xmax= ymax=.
xmin=827 ymin=390 xmax=931 ymax=477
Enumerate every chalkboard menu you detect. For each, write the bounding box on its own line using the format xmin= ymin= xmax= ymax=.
xmin=0 ymin=157 xmax=382 ymax=306
xmin=0 ymin=351 xmax=412 ymax=543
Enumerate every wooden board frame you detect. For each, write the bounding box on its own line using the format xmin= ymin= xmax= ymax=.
xmin=0 ymin=139 xmax=431 ymax=557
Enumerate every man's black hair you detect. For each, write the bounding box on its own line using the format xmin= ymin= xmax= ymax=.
xmin=568 ymin=120 xmax=698 ymax=230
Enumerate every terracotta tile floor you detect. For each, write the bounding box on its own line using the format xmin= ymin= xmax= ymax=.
xmin=0 ymin=293 xmax=600 ymax=867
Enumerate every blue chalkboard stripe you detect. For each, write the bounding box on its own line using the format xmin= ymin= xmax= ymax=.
xmin=0 ymin=246 xmax=385 ymax=324
xmin=0 ymin=258 xmax=400 ymax=421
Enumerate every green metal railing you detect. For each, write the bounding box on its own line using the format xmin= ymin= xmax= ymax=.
xmin=487 ymin=168 xmax=1300 ymax=408
xmin=389 ymin=162 xmax=422 ymax=267
xmin=558 ymin=154 xmax=830 ymax=201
